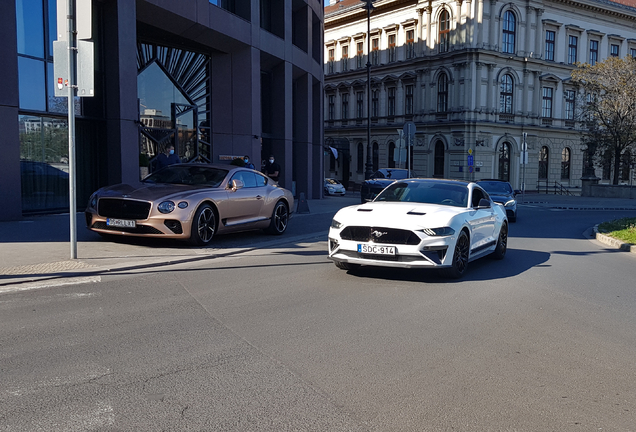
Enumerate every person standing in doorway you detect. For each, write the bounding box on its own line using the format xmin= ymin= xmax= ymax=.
xmin=243 ymin=155 xmax=255 ymax=169
xmin=155 ymin=144 xmax=181 ymax=170
xmin=263 ymin=154 xmax=281 ymax=183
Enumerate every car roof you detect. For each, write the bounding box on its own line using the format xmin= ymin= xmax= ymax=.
xmin=476 ymin=179 xmax=511 ymax=183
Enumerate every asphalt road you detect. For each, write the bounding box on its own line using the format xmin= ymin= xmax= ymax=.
xmin=2 ymin=205 xmax=636 ymax=431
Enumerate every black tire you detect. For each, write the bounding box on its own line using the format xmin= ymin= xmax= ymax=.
xmin=440 ymin=230 xmax=470 ymax=279
xmin=189 ymin=203 xmax=216 ymax=246
xmin=335 ymin=261 xmax=361 ymax=271
xmin=491 ymin=222 xmax=508 ymax=260
xmin=266 ymin=201 xmax=289 ymax=235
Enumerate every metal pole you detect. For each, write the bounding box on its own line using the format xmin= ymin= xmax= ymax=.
xmin=67 ymin=0 xmax=77 ymax=259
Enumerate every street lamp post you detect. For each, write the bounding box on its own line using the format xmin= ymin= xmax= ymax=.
xmin=362 ymin=0 xmax=374 ymax=179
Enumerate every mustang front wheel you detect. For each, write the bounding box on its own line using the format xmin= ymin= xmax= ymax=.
xmin=189 ymin=204 xmax=216 ymax=246
xmin=440 ymin=230 xmax=470 ymax=279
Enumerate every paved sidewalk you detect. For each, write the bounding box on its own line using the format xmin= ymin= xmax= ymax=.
xmin=1 ymin=192 xmax=634 ymax=292
xmin=0 ymin=195 xmax=361 ymax=291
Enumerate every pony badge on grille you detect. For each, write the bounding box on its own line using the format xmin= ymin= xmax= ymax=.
xmin=371 ymin=230 xmax=388 ymax=238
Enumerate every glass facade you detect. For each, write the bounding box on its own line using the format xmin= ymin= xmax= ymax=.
xmin=16 ymin=0 xmax=80 ymax=213
xmin=137 ymin=43 xmax=211 ymax=170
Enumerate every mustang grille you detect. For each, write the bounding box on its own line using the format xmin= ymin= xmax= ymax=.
xmin=340 ymin=226 xmax=420 ymax=245
xmin=98 ymin=198 xmax=151 ymax=220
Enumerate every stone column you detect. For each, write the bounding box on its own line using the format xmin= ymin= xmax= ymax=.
xmin=535 ymin=9 xmax=544 ymax=57
xmin=532 ymin=70 xmax=541 ymax=120
xmin=522 ymin=68 xmax=529 ymax=119
xmin=425 ymin=5 xmax=432 ymax=54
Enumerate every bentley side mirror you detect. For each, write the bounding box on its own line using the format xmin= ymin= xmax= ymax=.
xmin=477 ymin=198 xmax=491 ymax=209
xmin=229 ymin=179 xmax=244 ymax=191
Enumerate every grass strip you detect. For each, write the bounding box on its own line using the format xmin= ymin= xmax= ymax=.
xmin=598 ymin=217 xmax=636 ymax=244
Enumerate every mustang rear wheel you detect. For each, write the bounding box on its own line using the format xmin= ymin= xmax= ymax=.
xmin=189 ymin=203 xmax=216 ymax=246
xmin=266 ymin=201 xmax=289 ymax=235
xmin=491 ymin=222 xmax=508 ymax=260
xmin=440 ymin=230 xmax=470 ymax=279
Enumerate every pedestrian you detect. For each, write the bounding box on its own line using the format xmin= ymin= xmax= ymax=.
xmin=243 ymin=155 xmax=255 ymax=169
xmin=155 ymin=144 xmax=181 ymax=170
xmin=263 ymin=154 xmax=281 ymax=183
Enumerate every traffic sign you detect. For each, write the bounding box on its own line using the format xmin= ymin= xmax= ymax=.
xmin=467 ymin=155 xmax=474 ymax=166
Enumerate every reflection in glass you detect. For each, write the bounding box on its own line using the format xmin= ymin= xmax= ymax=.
xmin=18 ymin=57 xmax=46 ymax=111
xmin=19 ymin=115 xmax=70 ymax=212
xmin=16 ymin=0 xmax=45 ymax=57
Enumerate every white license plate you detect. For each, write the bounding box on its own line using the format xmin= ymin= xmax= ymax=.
xmin=358 ymin=244 xmax=396 ymax=255
xmin=106 ymin=218 xmax=136 ymax=228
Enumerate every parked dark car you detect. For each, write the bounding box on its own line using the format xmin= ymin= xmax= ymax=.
xmin=360 ymin=168 xmax=411 ymax=203
xmin=476 ymin=179 xmax=520 ymax=222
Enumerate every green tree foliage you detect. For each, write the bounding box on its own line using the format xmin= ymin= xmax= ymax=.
xmin=571 ymin=56 xmax=636 ymax=184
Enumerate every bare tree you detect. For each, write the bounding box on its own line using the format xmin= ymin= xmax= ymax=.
xmin=571 ymin=56 xmax=636 ymax=184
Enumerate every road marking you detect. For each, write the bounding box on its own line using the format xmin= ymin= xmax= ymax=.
xmin=0 ymin=276 xmax=101 ymax=294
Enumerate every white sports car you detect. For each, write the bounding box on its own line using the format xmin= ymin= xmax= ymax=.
xmin=328 ymin=179 xmax=508 ymax=278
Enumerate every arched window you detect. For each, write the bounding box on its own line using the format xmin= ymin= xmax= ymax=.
xmin=539 ymin=146 xmax=549 ymax=179
xmin=434 ymin=141 xmax=445 ymax=177
xmin=388 ymin=142 xmax=396 ymax=168
xmin=499 ymin=74 xmax=513 ymax=114
xmin=439 ymin=10 xmax=450 ymax=53
xmin=561 ymin=147 xmax=571 ymax=180
xmin=357 ymin=143 xmax=364 ymax=173
xmin=502 ymin=11 xmax=516 ymax=54
xmin=372 ymin=142 xmax=379 ymax=172
xmin=498 ymin=142 xmax=511 ymax=182
xmin=437 ymin=73 xmax=448 ymax=113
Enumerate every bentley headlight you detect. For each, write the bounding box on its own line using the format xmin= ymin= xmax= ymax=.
xmin=504 ymin=199 xmax=516 ymax=207
xmin=158 ymin=201 xmax=175 ymax=214
xmin=177 ymin=201 xmax=188 ymax=209
xmin=331 ymin=219 xmax=343 ymax=229
xmin=88 ymin=194 xmax=98 ymax=209
xmin=421 ymin=227 xmax=455 ymax=237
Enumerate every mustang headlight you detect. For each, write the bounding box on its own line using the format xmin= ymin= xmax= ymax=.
xmin=331 ymin=219 xmax=343 ymax=229
xmin=504 ymin=199 xmax=516 ymax=207
xmin=421 ymin=227 xmax=455 ymax=237
xmin=158 ymin=201 xmax=175 ymax=214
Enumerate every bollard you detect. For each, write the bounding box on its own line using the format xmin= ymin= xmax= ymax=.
xmin=296 ymin=192 xmax=310 ymax=214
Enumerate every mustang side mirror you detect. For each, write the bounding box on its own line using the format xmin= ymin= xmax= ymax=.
xmin=477 ymin=198 xmax=491 ymax=209
xmin=229 ymin=179 xmax=244 ymax=191
xmin=514 ymin=189 xmax=521 ymax=196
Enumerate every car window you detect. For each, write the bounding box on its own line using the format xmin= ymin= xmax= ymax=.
xmin=231 ymin=171 xmax=258 ymax=188
xmin=479 ymin=181 xmax=512 ymax=194
xmin=386 ymin=170 xmax=408 ymax=179
xmin=471 ymin=188 xmax=486 ymax=207
xmin=372 ymin=170 xmax=385 ymax=179
xmin=326 ymin=179 xmax=340 ymax=185
xmin=255 ymin=173 xmax=268 ymax=186
xmin=376 ymin=182 xmax=468 ymax=207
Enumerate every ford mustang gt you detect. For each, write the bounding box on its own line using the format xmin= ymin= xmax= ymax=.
xmin=85 ymin=164 xmax=294 ymax=245
xmin=328 ymin=179 xmax=508 ymax=278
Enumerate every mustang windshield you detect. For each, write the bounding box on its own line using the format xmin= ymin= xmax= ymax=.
xmin=375 ymin=181 xmax=468 ymax=207
xmin=143 ymin=166 xmax=228 ymax=187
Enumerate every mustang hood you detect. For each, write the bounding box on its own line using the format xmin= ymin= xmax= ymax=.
xmin=336 ymin=202 xmax=465 ymax=228
xmin=488 ymin=193 xmax=514 ymax=203
xmin=97 ymin=182 xmax=215 ymax=202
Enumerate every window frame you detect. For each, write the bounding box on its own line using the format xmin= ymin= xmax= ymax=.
xmin=405 ymin=84 xmax=414 ymax=115
xmin=568 ymin=35 xmax=578 ymax=65
xmin=341 ymin=92 xmax=349 ymax=120
xmin=439 ymin=10 xmax=451 ymax=53
xmin=542 ymin=87 xmax=554 ymax=119
xmin=545 ymin=30 xmax=555 ymax=61
xmin=499 ymin=74 xmax=514 ymax=114
xmin=405 ymin=29 xmax=415 ymax=59
xmin=561 ymin=147 xmax=571 ymax=180
xmin=388 ymin=33 xmax=397 ymax=62
xmin=565 ymin=89 xmax=575 ymax=121
xmin=356 ymin=91 xmax=364 ymax=119
xmin=341 ymin=45 xmax=349 ymax=72
xmin=437 ymin=73 xmax=448 ymax=113
xmin=502 ymin=11 xmax=516 ymax=54
xmin=387 ymin=87 xmax=396 ymax=117
xmin=371 ymin=37 xmax=380 ymax=65
xmin=589 ymin=40 xmax=599 ymax=66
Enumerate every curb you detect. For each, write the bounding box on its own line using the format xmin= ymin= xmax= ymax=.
xmin=593 ymin=225 xmax=636 ymax=253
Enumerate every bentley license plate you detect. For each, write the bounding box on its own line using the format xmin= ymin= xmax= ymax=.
xmin=106 ymin=218 xmax=136 ymax=228
xmin=358 ymin=244 xmax=396 ymax=255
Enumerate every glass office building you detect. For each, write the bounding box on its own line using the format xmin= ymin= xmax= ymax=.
xmin=1 ymin=0 xmax=324 ymax=220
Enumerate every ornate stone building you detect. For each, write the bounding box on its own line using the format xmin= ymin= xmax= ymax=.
xmin=324 ymin=0 xmax=636 ymax=191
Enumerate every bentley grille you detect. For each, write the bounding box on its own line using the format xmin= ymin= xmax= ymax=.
xmin=98 ymin=198 xmax=151 ymax=220
xmin=340 ymin=226 xmax=420 ymax=245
